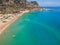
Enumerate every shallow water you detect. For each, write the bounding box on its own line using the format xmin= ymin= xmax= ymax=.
xmin=0 ymin=8 xmax=60 ymax=45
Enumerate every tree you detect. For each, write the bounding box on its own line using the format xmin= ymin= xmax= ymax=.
xmin=6 ymin=0 xmax=9 ymax=2
xmin=14 ymin=0 xmax=20 ymax=4
xmin=0 ymin=0 xmax=2 ymax=4
xmin=31 ymin=1 xmax=38 ymax=6
xmin=14 ymin=0 xmax=26 ymax=8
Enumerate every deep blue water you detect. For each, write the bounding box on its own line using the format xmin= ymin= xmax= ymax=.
xmin=0 ymin=7 xmax=60 ymax=45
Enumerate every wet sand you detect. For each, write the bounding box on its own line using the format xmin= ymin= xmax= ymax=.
xmin=0 ymin=10 xmax=29 ymax=35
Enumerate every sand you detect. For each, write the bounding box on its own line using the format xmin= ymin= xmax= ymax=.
xmin=0 ymin=10 xmax=29 ymax=35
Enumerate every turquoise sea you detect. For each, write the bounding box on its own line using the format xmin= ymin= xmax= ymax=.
xmin=0 ymin=7 xmax=60 ymax=45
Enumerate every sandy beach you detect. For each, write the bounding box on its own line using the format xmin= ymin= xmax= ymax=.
xmin=0 ymin=10 xmax=29 ymax=35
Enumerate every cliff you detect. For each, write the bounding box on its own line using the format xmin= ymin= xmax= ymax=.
xmin=0 ymin=0 xmax=41 ymax=14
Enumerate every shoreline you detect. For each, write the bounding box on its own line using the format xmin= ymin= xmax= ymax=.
xmin=0 ymin=10 xmax=29 ymax=35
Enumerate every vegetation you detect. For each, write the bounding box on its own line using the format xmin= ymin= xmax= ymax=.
xmin=6 ymin=0 xmax=9 ymax=2
xmin=31 ymin=1 xmax=38 ymax=5
xmin=0 ymin=0 xmax=2 ymax=4
xmin=0 ymin=0 xmax=39 ymax=14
